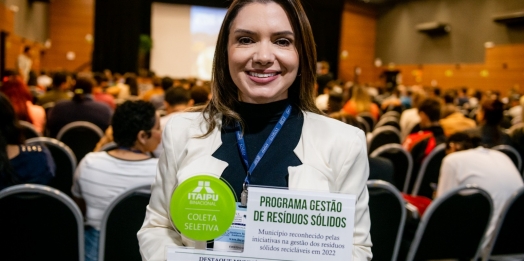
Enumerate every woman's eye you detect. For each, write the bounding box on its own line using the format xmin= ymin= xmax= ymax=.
xmin=238 ymin=37 xmax=253 ymax=45
xmin=275 ymin=38 xmax=291 ymax=47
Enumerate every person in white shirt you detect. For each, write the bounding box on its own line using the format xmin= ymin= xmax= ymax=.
xmin=16 ymin=46 xmax=33 ymax=84
xmin=437 ymin=132 xmax=523 ymax=258
xmin=72 ymin=100 xmax=161 ymax=261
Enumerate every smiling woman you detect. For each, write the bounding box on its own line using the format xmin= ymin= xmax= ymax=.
xmin=138 ymin=1 xmax=372 ymax=260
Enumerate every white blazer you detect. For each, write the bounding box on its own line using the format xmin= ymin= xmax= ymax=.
xmin=137 ymin=111 xmax=372 ymax=261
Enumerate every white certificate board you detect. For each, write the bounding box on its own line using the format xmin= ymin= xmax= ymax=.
xmin=167 ymin=187 xmax=355 ymax=261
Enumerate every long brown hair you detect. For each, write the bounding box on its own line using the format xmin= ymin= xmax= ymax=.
xmin=199 ymin=0 xmax=320 ymax=136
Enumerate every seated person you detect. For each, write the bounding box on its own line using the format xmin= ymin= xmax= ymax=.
xmin=47 ymin=77 xmax=112 ymax=138
xmin=37 ymin=71 xmax=72 ymax=105
xmin=403 ymin=98 xmax=446 ymax=190
xmin=439 ymin=91 xmax=476 ymax=137
xmin=149 ymin=77 xmax=174 ymax=109
xmin=0 ymin=93 xmax=55 ymax=190
xmin=465 ymin=99 xmax=512 ymax=148
xmin=161 ymin=87 xmax=193 ymax=130
xmin=437 ymin=132 xmax=523 ymax=257
xmin=341 ymin=85 xmax=380 ymax=121
xmin=72 ymin=100 xmax=160 ymax=261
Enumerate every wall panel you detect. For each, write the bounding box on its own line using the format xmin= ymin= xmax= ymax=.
xmin=338 ymin=1 xmax=378 ymax=84
xmin=377 ymin=44 xmax=524 ymax=95
xmin=41 ymin=0 xmax=94 ymax=72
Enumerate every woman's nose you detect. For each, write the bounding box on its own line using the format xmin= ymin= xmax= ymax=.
xmin=252 ymin=41 xmax=275 ymax=65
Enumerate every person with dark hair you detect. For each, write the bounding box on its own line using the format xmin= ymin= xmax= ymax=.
xmin=149 ymin=77 xmax=175 ymax=109
xmin=72 ymin=100 xmax=160 ymax=261
xmin=190 ymin=85 xmax=211 ymax=106
xmin=37 ymin=71 xmax=72 ymax=105
xmin=316 ymin=61 xmax=333 ymax=96
xmin=0 ymin=93 xmax=55 ymax=190
xmin=138 ymin=0 xmax=372 ymax=259
xmin=465 ymin=99 xmax=512 ymax=148
xmin=1 ymin=71 xmax=46 ymax=134
xmin=47 ymin=77 xmax=112 ymax=138
xmin=403 ymin=98 xmax=446 ymax=187
xmin=437 ymin=132 xmax=523 ymax=257
xmin=160 ymin=87 xmax=193 ymax=128
xmin=92 ymin=72 xmax=115 ymax=109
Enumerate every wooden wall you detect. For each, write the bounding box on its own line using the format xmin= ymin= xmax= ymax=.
xmin=338 ymin=1 xmax=378 ymax=85
xmin=41 ymin=0 xmax=94 ymax=72
xmin=378 ymin=44 xmax=524 ymax=95
xmin=1 ymin=3 xmax=43 ymax=73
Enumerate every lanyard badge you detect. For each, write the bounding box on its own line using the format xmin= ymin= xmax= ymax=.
xmin=236 ymin=104 xmax=292 ymax=207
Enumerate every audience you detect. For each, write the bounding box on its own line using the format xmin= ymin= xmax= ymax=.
xmin=465 ymin=99 xmax=512 ymax=148
xmin=439 ymin=90 xmax=476 ymax=136
xmin=142 ymin=77 xmax=164 ymax=103
xmin=161 ymin=87 xmax=193 ymax=129
xmin=316 ymin=61 xmax=334 ymax=96
xmin=37 ymin=71 xmax=72 ymax=105
xmin=1 ymin=72 xmax=46 ymax=134
xmin=399 ymin=89 xmax=426 ymax=140
xmin=437 ymin=132 xmax=523 ymax=257
xmin=72 ymin=100 xmax=160 ymax=261
xmin=149 ymin=76 xmax=174 ymax=109
xmin=93 ymin=72 xmax=116 ymax=110
xmin=47 ymin=77 xmax=112 ymax=138
xmin=341 ymin=85 xmax=380 ymax=121
xmin=0 ymin=93 xmax=55 ymax=190
xmin=190 ymin=85 xmax=211 ymax=106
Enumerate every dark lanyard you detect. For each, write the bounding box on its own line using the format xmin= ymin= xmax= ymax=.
xmin=235 ymin=104 xmax=292 ymax=186
xmin=118 ymin=146 xmax=144 ymax=154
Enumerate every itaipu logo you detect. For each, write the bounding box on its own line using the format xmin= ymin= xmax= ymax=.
xmin=187 ymin=181 xmax=219 ymax=202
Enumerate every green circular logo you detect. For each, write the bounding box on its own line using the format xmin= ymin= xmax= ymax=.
xmin=170 ymin=175 xmax=237 ymax=241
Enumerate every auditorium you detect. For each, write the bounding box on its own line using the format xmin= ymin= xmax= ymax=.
xmin=0 ymin=0 xmax=523 ymax=260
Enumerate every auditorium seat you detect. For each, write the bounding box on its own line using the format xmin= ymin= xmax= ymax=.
xmin=370 ymin=144 xmax=413 ymax=193
xmin=0 ymin=184 xmax=84 ymax=261
xmin=485 ymin=188 xmax=524 ymax=260
xmin=356 ymin=116 xmax=371 ymax=133
xmin=492 ymin=145 xmax=522 ymax=172
xmin=411 ymin=143 xmax=446 ymax=198
xmin=368 ymin=126 xmax=402 ymax=154
xmin=26 ymin=137 xmax=77 ymax=197
xmin=98 ymin=184 xmax=151 ymax=261
xmin=367 ymin=180 xmax=406 ymax=261
xmin=406 ymin=185 xmax=492 ymax=261
xmin=57 ymin=121 xmax=104 ymax=162
xmin=19 ymin=120 xmax=41 ymax=140
xmin=374 ymin=116 xmax=400 ymax=131
xmin=358 ymin=112 xmax=376 ymax=131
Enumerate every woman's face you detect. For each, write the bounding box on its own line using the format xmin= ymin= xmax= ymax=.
xmin=228 ymin=2 xmax=299 ymax=104
xmin=143 ymin=113 xmax=161 ymax=152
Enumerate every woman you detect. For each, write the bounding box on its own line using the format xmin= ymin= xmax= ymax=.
xmin=137 ymin=0 xmax=372 ymax=260
xmin=0 ymin=93 xmax=55 ymax=190
xmin=342 ymin=85 xmax=380 ymax=121
xmin=72 ymin=100 xmax=160 ymax=261
xmin=47 ymin=77 xmax=112 ymax=138
xmin=1 ymin=72 xmax=46 ymax=134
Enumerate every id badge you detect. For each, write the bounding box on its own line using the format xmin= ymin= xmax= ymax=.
xmin=213 ymin=203 xmax=247 ymax=252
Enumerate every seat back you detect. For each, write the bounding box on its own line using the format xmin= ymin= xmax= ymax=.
xmin=0 ymin=184 xmax=84 ymax=261
xmin=355 ymin=116 xmax=371 ymax=133
xmin=26 ymin=137 xmax=77 ymax=197
xmin=19 ymin=120 xmax=41 ymax=139
xmin=407 ymin=186 xmax=492 ymax=261
xmin=487 ymin=188 xmax=524 ymax=259
xmin=368 ymin=126 xmax=402 ymax=154
xmin=42 ymin=102 xmax=55 ymax=116
xmin=57 ymin=121 xmax=104 ymax=162
xmin=358 ymin=112 xmax=376 ymax=131
xmin=411 ymin=143 xmax=446 ymax=197
xmin=99 ymin=184 xmax=151 ymax=261
xmin=370 ymin=144 xmax=413 ymax=193
xmin=99 ymin=141 xmax=118 ymax=152
xmin=375 ymin=116 xmax=400 ymax=130
xmin=382 ymin=111 xmax=400 ymax=120
xmin=492 ymin=145 xmax=522 ymax=172
xmin=367 ymin=180 xmax=406 ymax=261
